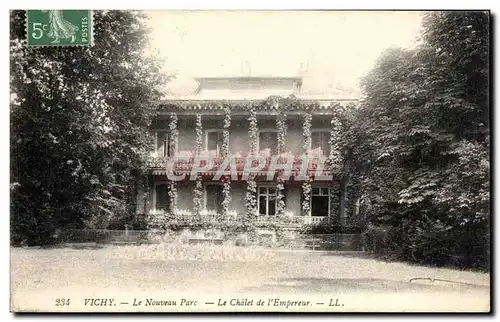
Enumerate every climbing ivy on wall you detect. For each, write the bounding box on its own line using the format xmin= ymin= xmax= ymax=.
xmin=244 ymin=107 xmax=258 ymax=222
xmin=168 ymin=113 xmax=178 ymax=213
xmin=221 ymin=107 xmax=231 ymax=216
xmin=158 ymin=95 xmax=350 ymax=113
xmin=301 ymin=112 xmax=312 ymax=216
xmin=276 ymin=107 xmax=287 ymax=216
xmin=328 ymin=106 xmax=344 ymax=172
xmin=193 ymin=114 xmax=203 ymax=216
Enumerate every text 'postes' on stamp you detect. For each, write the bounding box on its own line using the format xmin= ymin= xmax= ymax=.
xmin=27 ymin=10 xmax=92 ymax=46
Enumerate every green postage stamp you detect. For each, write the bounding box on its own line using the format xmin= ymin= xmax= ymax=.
xmin=27 ymin=10 xmax=92 ymax=46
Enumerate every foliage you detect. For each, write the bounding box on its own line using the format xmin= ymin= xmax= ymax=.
xmin=244 ymin=107 xmax=258 ymax=228
xmin=10 ymin=10 xmax=167 ymax=245
xmin=169 ymin=113 xmax=179 ymax=153
xmin=222 ymin=180 xmax=231 ymax=217
xmin=328 ymin=108 xmax=343 ymax=172
xmin=159 ymin=94 xmax=349 ymax=112
xmin=356 ymin=11 xmax=490 ymax=269
xmin=248 ymin=107 xmax=258 ymax=153
xmin=222 ymin=106 xmax=231 ymax=157
xmin=147 ymin=209 xmax=257 ymax=233
xmin=221 ymin=107 xmax=231 ymax=216
xmin=168 ymin=113 xmax=178 ymax=212
xmin=275 ymin=109 xmax=287 ymax=216
xmin=192 ymin=114 xmax=203 ymax=216
xmin=301 ymin=112 xmax=312 ymax=216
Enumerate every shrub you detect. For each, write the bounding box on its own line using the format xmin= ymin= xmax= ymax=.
xmin=299 ymin=223 xmax=363 ymax=235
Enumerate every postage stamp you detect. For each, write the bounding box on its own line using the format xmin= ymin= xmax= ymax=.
xmin=26 ymin=10 xmax=92 ymax=46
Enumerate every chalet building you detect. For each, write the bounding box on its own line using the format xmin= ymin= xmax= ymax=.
xmin=138 ymin=76 xmax=363 ymax=233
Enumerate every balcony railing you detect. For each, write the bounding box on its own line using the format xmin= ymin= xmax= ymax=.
xmin=304 ymin=216 xmax=331 ymax=225
xmin=152 ymin=213 xmax=336 ymax=227
xmin=147 ymin=154 xmax=335 ymax=177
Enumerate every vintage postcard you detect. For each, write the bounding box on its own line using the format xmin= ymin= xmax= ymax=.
xmin=10 ymin=10 xmax=490 ymax=313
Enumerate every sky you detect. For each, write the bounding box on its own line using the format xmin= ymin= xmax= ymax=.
xmin=147 ymin=11 xmax=424 ymax=95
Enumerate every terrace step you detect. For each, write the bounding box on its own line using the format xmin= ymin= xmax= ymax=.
xmin=284 ymin=234 xmax=365 ymax=251
xmin=188 ymin=238 xmax=224 ymax=245
xmin=111 ymin=241 xmax=139 ymax=246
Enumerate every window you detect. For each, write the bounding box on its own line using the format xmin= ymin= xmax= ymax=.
xmin=311 ymin=187 xmax=331 ymax=217
xmin=157 ymin=132 xmax=173 ymax=157
xmin=205 ymin=184 xmax=223 ymax=213
xmin=258 ymin=131 xmax=278 ymax=153
xmin=258 ymin=186 xmax=286 ymax=216
xmin=206 ymin=130 xmax=224 ymax=156
xmin=311 ymin=131 xmax=330 ymax=156
xmin=155 ymin=184 xmax=170 ymax=210
xmin=302 ymin=186 xmax=341 ymax=218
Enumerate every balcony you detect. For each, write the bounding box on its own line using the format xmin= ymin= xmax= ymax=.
xmin=147 ymin=153 xmax=335 ymax=179
xmin=150 ymin=211 xmax=337 ymax=228
xmin=173 ymin=213 xmax=311 ymax=228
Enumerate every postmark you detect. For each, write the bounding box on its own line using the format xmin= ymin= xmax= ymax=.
xmin=26 ymin=10 xmax=92 ymax=46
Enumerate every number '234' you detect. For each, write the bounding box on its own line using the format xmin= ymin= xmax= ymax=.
xmin=55 ymin=298 xmax=70 ymax=306
xmin=31 ymin=23 xmax=48 ymax=39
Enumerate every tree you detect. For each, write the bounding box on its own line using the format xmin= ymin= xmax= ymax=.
xmin=10 ymin=10 xmax=167 ymax=245
xmin=356 ymin=11 xmax=490 ymax=269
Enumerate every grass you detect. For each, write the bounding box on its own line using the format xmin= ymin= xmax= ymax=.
xmin=10 ymin=245 xmax=490 ymax=312
xmin=109 ymin=243 xmax=280 ymax=261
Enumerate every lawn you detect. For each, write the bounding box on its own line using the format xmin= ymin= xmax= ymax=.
xmin=10 ymin=245 xmax=490 ymax=312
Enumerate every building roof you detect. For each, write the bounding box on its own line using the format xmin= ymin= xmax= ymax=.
xmin=194 ymin=76 xmax=303 ymax=81
xmin=164 ymin=75 xmax=359 ymax=101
